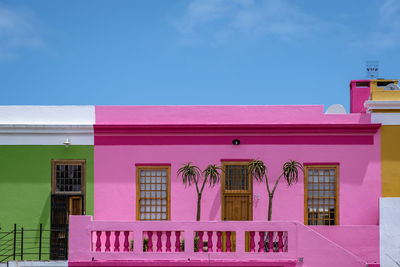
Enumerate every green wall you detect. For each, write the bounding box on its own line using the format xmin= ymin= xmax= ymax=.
xmin=0 ymin=145 xmax=94 ymax=230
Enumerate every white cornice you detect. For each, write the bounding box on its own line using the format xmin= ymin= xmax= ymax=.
xmin=0 ymin=124 xmax=93 ymax=134
xmin=365 ymin=100 xmax=400 ymax=111
xmin=0 ymin=124 xmax=94 ymax=145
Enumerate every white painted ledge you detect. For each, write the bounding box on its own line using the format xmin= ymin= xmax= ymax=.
xmin=365 ymin=100 xmax=400 ymax=111
xmin=0 ymin=106 xmax=95 ymax=145
xmin=0 ymin=106 xmax=95 ymax=125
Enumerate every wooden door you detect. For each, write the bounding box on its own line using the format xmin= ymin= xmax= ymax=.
xmin=221 ymin=162 xmax=252 ymax=251
xmin=69 ymin=196 xmax=83 ymax=216
xmin=222 ymin=162 xmax=252 ymax=221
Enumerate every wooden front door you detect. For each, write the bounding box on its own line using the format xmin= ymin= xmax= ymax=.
xmin=221 ymin=162 xmax=252 ymax=221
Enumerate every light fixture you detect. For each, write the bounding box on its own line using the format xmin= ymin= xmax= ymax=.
xmin=63 ymin=138 xmax=71 ymax=148
xmin=232 ymin=139 xmax=240 ymax=145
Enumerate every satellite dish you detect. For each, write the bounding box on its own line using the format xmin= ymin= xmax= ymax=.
xmin=325 ymin=104 xmax=347 ymax=114
xmin=384 ymin=83 xmax=400 ymax=91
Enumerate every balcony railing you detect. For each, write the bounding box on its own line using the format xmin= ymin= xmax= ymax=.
xmin=69 ymin=216 xmax=297 ymax=265
xmin=69 ymin=216 xmax=371 ymax=267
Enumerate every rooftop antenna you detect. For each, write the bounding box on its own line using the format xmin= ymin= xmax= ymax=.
xmin=366 ymin=60 xmax=379 ymax=79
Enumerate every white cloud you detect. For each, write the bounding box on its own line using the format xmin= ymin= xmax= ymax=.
xmin=0 ymin=4 xmax=44 ymax=59
xmin=173 ymin=0 xmax=323 ymax=44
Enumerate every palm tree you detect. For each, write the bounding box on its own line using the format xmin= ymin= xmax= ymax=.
xmin=177 ymin=163 xmax=222 ymax=221
xmin=248 ymin=160 xmax=303 ymax=221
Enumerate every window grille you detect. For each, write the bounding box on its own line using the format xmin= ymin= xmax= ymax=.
xmin=305 ymin=166 xmax=338 ymax=225
xmin=137 ymin=167 xmax=170 ymax=220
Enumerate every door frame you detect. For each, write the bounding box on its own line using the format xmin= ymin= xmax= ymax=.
xmin=221 ymin=161 xmax=253 ymax=221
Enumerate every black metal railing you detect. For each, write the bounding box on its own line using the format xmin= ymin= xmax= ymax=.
xmin=0 ymin=224 xmax=68 ymax=262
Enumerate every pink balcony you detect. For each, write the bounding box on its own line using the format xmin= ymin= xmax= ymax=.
xmin=69 ymin=216 xmax=375 ymax=267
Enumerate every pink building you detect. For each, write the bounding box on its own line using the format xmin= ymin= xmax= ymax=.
xmin=69 ymin=89 xmax=381 ymax=267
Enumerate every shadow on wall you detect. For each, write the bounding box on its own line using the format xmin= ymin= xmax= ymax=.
xmin=209 ymin=189 xmax=221 ymax=220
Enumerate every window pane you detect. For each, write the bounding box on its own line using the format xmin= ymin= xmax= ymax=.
xmin=54 ymin=163 xmax=83 ymax=193
xmin=306 ymin=167 xmax=337 ymax=225
xmin=224 ymin=165 xmax=249 ymax=191
xmin=138 ymin=167 xmax=169 ymax=221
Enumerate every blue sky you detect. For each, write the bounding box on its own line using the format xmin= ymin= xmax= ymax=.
xmin=0 ymin=0 xmax=399 ymax=110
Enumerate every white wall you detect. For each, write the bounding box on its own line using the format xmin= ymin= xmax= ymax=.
xmin=380 ymin=197 xmax=400 ymax=267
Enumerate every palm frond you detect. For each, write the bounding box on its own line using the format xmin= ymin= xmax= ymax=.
xmin=282 ymin=160 xmax=304 ymax=186
xmin=177 ymin=162 xmax=201 ymax=187
xmin=203 ymin=164 xmax=222 ymax=187
xmin=248 ymin=159 xmax=267 ymax=182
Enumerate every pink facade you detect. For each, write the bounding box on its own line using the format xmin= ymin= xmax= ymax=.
xmin=94 ymin=105 xmax=381 ymax=225
xmin=68 ymin=104 xmax=381 ymax=267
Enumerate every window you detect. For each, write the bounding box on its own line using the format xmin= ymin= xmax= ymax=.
xmin=51 ymin=159 xmax=86 ymax=195
xmin=304 ymin=165 xmax=339 ymax=225
xmin=224 ymin=165 xmax=250 ymax=191
xmin=136 ymin=166 xmax=170 ymax=221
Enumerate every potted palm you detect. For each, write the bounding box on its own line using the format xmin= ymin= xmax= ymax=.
xmin=248 ymin=160 xmax=303 ymax=221
xmin=177 ymin=163 xmax=222 ymax=221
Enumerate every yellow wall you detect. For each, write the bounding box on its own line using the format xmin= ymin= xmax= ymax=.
xmin=382 ymin=125 xmax=400 ymax=196
xmin=371 ymin=79 xmax=400 ymax=101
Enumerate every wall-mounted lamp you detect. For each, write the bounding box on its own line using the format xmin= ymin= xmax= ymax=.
xmin=232 ymin=139 xmax=240 ymax=145
xmin=63 ymin=138 xmax=71 ymax=148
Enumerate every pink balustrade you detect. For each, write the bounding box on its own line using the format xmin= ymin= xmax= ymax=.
xmin=71 ymin=216 xmax=295 ymax=262
xmin=142 ymin=230 xmax=183 ymax=253
xmin=247 ymin=231 xmax=288 ymax=253
xmin=93 ymin=230 xmax=134 ymax=252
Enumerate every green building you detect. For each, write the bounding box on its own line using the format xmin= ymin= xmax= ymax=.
xmin=0 ymin=106 xmax=94 ymax=261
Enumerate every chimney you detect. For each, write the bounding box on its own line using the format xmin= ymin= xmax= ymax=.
xmin=350 ymin=80 xmax=370 ymax=113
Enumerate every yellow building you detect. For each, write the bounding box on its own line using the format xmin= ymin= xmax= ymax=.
xmin=364 ymin=79 xmax=400 ymax=196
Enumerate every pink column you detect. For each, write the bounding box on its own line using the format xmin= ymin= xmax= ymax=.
xmin=278 ymin=232 xmax=283 ymax=252
xmin=175 ymin=231 xmax=181 ymax=252
xmin=166 ymin=231 xmax=171 ymax=252
xmin=147 ymin=231 xmax=153 ymax=252
xmin=207 ymin=231 xmax=213 ymax=252
xmin=258 ymin=231 xmax=265 ymax=252
xmin=96 ymin=231 xmax=102 ymax=252
xmin=198 ymin=231 xmax=204 ymax=253
xmin=156 ymin=231 xmax=163 ymax=252
xmin=216 ymin=231 xmax=222 ymax=252
xmin=123 ymin=231 xmax=129 ymax=252
xmin=226 ymin=231 xmax=231 ymax=252
xmin=105 ymin=231 xmax=111 ymax=252
xmin=114 ymin=231 xmax=120 ymax=252
xmin=268 ymin=232 xmax=274 ymax=252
